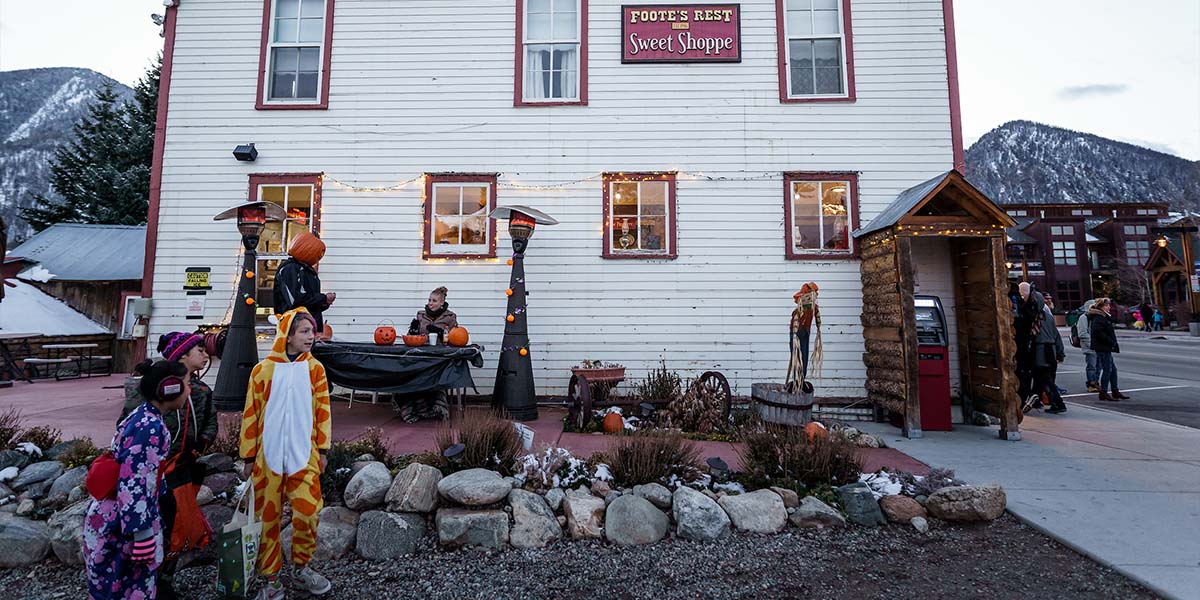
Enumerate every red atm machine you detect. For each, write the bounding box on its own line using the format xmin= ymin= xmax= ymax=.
xmin=914 ymin=296 xmax=952 ymax=431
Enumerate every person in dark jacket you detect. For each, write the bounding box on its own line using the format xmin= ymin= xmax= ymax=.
xmin=1014 ymin=282 xmax=1045 ymax=410
xmin=273 ymin=231 xmax=335 ymax=332
xmin=398 ymin=287 xmax=460 ymax=423
xmin=1089 ymin=298 xmax=1130 ymax=401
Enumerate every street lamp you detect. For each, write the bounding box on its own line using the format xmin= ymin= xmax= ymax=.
xmin=489 ymin=205 xmax=558 ymax=421
xmin=211 ymin=201 xmax=285 ymax=411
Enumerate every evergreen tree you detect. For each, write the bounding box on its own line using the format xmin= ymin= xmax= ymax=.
xmin=22 ymin=56 xmax=161 ymax=231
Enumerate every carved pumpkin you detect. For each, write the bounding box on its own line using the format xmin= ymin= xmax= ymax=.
xmin=374 ymin=323 xmax=397 ymax=345
xmin=602 ymin=412 xmax=624 ymax=434
xmin=804 ymin=421 xmax=828 ymax=442
xmin=446 ymin=326 xmax=470 ymax=347
xmin=322 ymin=323 xmax=333 ymax=339
xmin=287 ymin=231 xmax=326 ymax=266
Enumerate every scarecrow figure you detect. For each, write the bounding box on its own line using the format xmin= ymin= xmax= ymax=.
xmin=786 ymin=282 xmax=822 ymax=393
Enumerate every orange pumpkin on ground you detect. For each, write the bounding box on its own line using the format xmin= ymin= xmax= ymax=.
xmin=602 ymin=412 xmax=624 ymax=434
xmin=804 ymin=421 xmax=828 ymax=442
xmin=446 ymin=326 xmax=470 ymax=347
xmin=374 ymin=322 xmax=397 ymax=345
xmin=287 ymin=231 xmax=326 ymax=266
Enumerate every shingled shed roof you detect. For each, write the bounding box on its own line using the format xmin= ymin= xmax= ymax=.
xmin=9 ymin=223 xmax=145 ymax=282
xmin=854 ymin=170 xmax=1014 ymax=238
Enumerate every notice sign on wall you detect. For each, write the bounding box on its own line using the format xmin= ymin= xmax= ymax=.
xmin=622 ymin=4 xmax=741 ymax=63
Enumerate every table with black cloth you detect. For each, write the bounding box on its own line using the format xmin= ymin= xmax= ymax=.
xmin=310 ymin=342 xmax=485 ymax=402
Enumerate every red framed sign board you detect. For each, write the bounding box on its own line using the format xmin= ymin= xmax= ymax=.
xmin=621 ymin=4 xmax=742 ymax=63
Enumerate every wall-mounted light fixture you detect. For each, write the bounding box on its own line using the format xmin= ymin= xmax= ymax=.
xmin=233 ymin=143 xmax=258 ymax=162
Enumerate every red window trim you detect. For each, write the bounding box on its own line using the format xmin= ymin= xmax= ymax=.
xmin=248 ymin=172 xmax=324 ymax=234
xmin=255 ymin=0 xmax=336 ymax=110
xmin=422 ymin=174 xmax=499 ymax=260
xmin=783 ymin=172 xmax=860 ymax=260
xmin=601 ymin=172 xmax=678 ymax=260
xmin=513 ymin=0 xmax=589 ymax=107
xmin=774 ymin=0 xmax=856 ymax=104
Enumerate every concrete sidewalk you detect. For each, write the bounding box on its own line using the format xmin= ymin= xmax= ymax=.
xmin=859 ymin=405 xmax=1200 ymax=600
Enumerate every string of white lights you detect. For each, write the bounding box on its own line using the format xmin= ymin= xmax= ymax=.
xmin=319 ymin=170 xmax=785 ymax=193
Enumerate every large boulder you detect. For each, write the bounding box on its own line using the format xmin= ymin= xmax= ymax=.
xmin=386 ymin=463 xmax=442 ymax=513
xmin=719 ymin=490 xmax=787 ymax=534
xmin=673 ymin=486 xmax=730 ymax=541
xmin=203 ymin=472 xmax=240 ymax=497
xmin=926 ymin=485 xmax=1006 ymax=521
xmin=880 ymin=495 xmax=927 ymax=523
xmin=770 ymin=487 xmax=800 ymax=509
xmin=11 ymin=461 xmax=63 ymax=491
xmin=508 ymin=489 xmax=561 ymax=549
xmin=201 ymin=504 xmax=235 ymax=532
xmin=436 ymin=508 xmax=509 ymax=550
xmin=344 ymin=462 xmax=392 ymax=511
xmin=0 ymin=450 xmax=30 ymax=472
xmin=437 ymin=469 xmax=510 ymax=507
xmin=790 ymin=496 xmax=846 ymax=529
xmin=44 ymin=441 xmax=86 ymax=461
xmin=837 ymin=483 xmax=886 ymax=526
xmin=561 ymin=490 xmax=605 ymax=539
xmin=543 ymin=488 xmax=565 ymax=512
xmin=632 ymin=483 xmax=672 ymax=510
xmin=197 ymin=453 xmax=235 ymax=474
xmin=47 ymin=500 xmax=89 ymax=565
xmin=605 ymin=495 xmax=668 ymax=546
xmin=356 ymin=511 xmax=426 ymax=560
xmin=283 ymin=506 xmax=361 ymax=562
xmin=0 ymin=514 xmax=51 ymax=567
xmin=44 ymin=465 xmax=88 ymax=508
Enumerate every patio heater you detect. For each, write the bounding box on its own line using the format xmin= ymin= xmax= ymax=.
xmin=211 ymin=201 xmax=285 ymax=412
xmin=490 ymin=205 xmax=558 ymax=421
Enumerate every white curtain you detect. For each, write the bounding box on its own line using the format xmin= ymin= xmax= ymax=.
xmin=558 ymin=46 xmax=577 ymax=100
xmin=525 ymin=47 xmax=547 ymax=100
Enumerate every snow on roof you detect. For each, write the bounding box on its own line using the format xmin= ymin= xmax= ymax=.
xmin=0 ymin=280 xmax=110 ymax=336
xmin=9 ymin=223 xmax=145 ymax=282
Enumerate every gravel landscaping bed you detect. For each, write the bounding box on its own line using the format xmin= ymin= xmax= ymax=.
xmin=2 ymin=514 xmax=1154 ymax=599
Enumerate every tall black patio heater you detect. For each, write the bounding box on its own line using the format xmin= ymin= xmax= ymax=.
xmin=490 ymin=205 xmax=558 ymax=421
xmin=211 ymin=201 xmax=285 ymax=412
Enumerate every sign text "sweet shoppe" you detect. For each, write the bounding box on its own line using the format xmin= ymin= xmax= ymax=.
xmin=621 ymin=4 xmax=741 ymax=63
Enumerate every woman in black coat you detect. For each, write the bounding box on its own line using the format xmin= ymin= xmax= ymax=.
xmin=1088 ymin=298 xmax=1129 ymax=401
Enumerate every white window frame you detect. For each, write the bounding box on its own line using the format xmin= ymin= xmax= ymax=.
xmin=429 ymin=182 xmax=493 ymax=256
xmin=263 ymin=0 xmax=327 ymax=104
xmin=1125 ymin=240 xmax=1151 ymax=264
xmin=1052 ymin=241 xmax=1077 ymax=266
xmin=781 ymin=0 xmax=849 ymax=100
xmin=522 ymin=0 xmax=582 ymax=103
xmin=607 ymin=179 xmax=672 ymax=256
xmin=1051 ymin=225 xmax=1074 ymax=236
xmin=255 ymin=183 xmax=316 ymax=322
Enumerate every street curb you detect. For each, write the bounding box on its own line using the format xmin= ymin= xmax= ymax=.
xmin=1001 ymin=506 xmax=1180 ymax=600
xmin=1062 ymin=401 xmax=1200 ymax=433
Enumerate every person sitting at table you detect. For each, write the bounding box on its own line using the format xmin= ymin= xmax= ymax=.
xmin=398 ymin=286 xmax=458 ymax=423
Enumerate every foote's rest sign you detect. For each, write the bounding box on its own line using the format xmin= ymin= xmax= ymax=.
xmin=622 ymin=4 xmax=741 ymax=63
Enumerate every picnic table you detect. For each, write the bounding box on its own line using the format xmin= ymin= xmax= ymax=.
xmin=28 ymin=342 xmax=111 ymax=381
xmin=0 ymin=332 xmax=41 ymax=385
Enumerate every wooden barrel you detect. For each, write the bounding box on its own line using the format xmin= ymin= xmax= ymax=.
xmin=751 ymin=382 xmax=813 ymax=426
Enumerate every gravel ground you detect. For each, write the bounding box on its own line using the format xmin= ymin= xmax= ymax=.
xmin=4 ymin=515 xmax=1155 ymax=600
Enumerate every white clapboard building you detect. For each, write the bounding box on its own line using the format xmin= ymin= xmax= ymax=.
xmin=144 ymin=0 xmax=969 ymax=404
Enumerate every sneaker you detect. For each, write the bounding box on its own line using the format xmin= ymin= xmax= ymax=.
xmin=1022 ymin=395 xmax=1041 ymax=413
xmin=295 ymin=566 xmax=332 ymax=596
xmin=1046 ymin=406 xmax=1067 ymax=414
xmin=255 ymin=579 xmax=285 ymax=600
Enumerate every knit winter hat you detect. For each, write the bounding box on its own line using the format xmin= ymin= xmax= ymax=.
xmin=159 ymin=331 xmax=204 ymax=362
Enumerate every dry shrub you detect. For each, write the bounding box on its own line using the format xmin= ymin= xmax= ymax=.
xmin=345 ymin=427 xmax=393 ymax=467
xmin=208 ymin=412 xmax=243 ymax=457
xmin=659 ymin=376 xmax=726 ymax=434
xmin=56 ymin=438 xmax=101 ymax=469
xmin=434 ymin=408 xmax=523 ymax=475
xmin=897 ymin=467 xmax=961 ymax=496
xmin=15 ymin=425 xmax=62 ymax=453
xmin=0 ymin=407 xmax=25 ymax=449
xmin=606 ymin=431 xmax=700 ymax=487
xmin=636 ymin=360 xmax=682 ymax=402
xmin=738 ymin=423 xmax=863 ymax=489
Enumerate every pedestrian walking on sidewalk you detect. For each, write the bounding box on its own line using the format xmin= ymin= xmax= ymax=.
xmin=1089 ymin=298 xmax=1129 ymax=401
xmin=1040 ymin=297 xmax=1068 ymax=414
xmin=1014 ymin=283 xmax=1044 ymax=411
xmin=1153 ymin=307 xmax=1164 ymax=331
xmin=1075 ymin=299 xmax=1100 ymax=392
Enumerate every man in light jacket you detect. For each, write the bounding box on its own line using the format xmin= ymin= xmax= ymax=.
xmin=1076 ymin=299 xmax=1099 ymax=392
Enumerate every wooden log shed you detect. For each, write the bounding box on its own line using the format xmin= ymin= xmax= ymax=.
xmin=853 ymin=171 xmax=1022 ymax=440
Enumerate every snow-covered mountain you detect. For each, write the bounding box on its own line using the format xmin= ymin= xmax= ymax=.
xmin=963 ymin=120 xmax=1200 ymax=210
xmin=0 ymin=68 xmax=133 ymax=242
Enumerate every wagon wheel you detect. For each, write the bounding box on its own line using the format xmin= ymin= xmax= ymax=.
xmin=698 ymin=371 xmax=733 ymax=421
xmin=567 ymin=374 xmax=583 ymax=430
xmin=576 ymin=374 xmax=594 ymax=430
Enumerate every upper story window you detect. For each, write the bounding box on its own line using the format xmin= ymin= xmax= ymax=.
xmin=1051 ymin=241 xmax=1077 ymax=266
xmin=1007 ymin=210 xmax=1027 ymax=217
xmin=250 ymin=173 xmax=322 ymax=323
xmin=1050 ymin=225 xmax=1074 ymax=236
xmin=1124 ymin=225 xmax=1148 ymax=236
xmin=516 ymin=0 xmax=587 ymax=106
xmin=1070 ymin=209 xmax=1092 ymax=216
xmin=777 ymin=0 xmax=855 ymax=103
xmin=602 ymin=172 xmax=677 ymax=259
xmin=257 ymin=0 xmax=334 ymax=109
xmin=1125 ymin=240 xmax=1151 ymax=265
xmin=423 ymin=174 xmax=498 ymax=259
xmin=784 ymin=172 xmax=857 ymax=259
xmin=1136 ymin=208 xmax=1159 ymax=216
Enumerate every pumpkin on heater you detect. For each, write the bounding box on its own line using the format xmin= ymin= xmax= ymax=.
xmin=374 ymin=322 xmax=397 ymax=345
xmin=446 ymin=326 xmax=470 ymax=347
xmin=602 ymin=412 xmax=624 ymax=434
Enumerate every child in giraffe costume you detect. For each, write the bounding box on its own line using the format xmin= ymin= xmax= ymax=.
xmin=240 ymin=308 xmax=333 ymax=599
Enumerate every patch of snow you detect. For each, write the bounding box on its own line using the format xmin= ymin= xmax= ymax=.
xmin=6 ymin=76 xmax=95 ymax=143
xmin=859 ymin=471 xmax=904 ymax=499
xmin=15 ymin=442 xmax=42 ymax=457
xmin=17 ymin=265 xmax=55 ymax=283
xmin=0 ymin=280 xmax=109 ymax=336
xmin=712 ymin=481 xmax=745 ymax=494
xmin=592 ymin=463 xmax=612 ymax=482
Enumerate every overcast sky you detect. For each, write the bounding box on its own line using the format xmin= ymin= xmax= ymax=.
xmin=1 ymin=0 xmax=1198 ymax=159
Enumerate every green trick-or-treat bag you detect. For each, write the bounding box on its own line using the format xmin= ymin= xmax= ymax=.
xmin=217 ymin=482 xmax=262 ymax=598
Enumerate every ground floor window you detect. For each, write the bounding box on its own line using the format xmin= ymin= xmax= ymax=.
xmin=249 ymin=173 xmax=322 ymax=323
xmin=784 ymin=172 xmax=856 ymax=259
xmin=602 ymin=172 xmax=676 ymax=259
xmin=423 ymin=174 xmax=497 ymax=259
xmin=1055 ymin=280 xmax=1082 ymax=311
